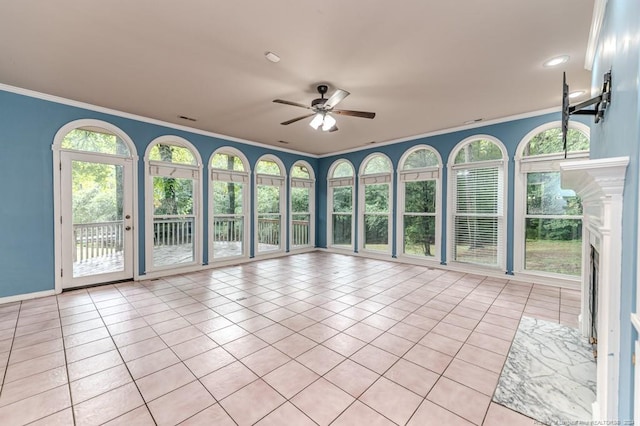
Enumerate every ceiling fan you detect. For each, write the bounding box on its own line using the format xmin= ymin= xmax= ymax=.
xmin=273 ymin=84 xmax=376 ymax=132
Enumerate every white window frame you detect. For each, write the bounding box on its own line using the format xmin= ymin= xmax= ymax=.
xmin=144 ymin=136 xmax=203 ymax=275
xmin=327 ymin=159 xmax=356 ymax=252
xmin=254 ymin=154 xmax=287 ymax=256
xmin=209 ymin=147 xmax=250 ymax=264
xmin=358 ymin=153 xmax=393 ymax=256
xmin=513 ymin=121 xmax=590 ymax=284
xmin=396 ymin=145 xmax=442 ymax=264
xmin=289 ymin=160 xmax=316 ymax=251
xmin=447 ymin=135 xmax=508 ymax=271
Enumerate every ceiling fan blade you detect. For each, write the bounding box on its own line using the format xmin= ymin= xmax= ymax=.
xmin=280 ymin=113 xmax=315 ymax=125
xmin=329 ymin=125 xmax=339 ymax=132
xmin=324 ymin=89 xmax=350 ymax=109
xmin=273 ymin=99 xmax=311 ymax=109
xmin=332 ymin=109 xmax=376 ymax=119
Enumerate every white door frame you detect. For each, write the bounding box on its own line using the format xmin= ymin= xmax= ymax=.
xmin=52 ymin=119 xmax=139 ymax=294
xmin=60 ymin=152 xmax=134 ymax=289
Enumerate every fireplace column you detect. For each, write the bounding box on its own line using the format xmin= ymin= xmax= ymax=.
xmin=560 ymin=156 xmax=628 ymax=421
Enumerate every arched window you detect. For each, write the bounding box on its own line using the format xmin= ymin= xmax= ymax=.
xmin=209 ymin=147 xmax=250 ymax=262
xmin=53 ymin=120 xmax=137 ymax=290
xmin=144 ymin=136 xmax=202 ymax=271
xmin=397 ymin=145 xmax=442 ymax=261
xmin=359 ymin=153 xmax=393 ymax=254
xmin=448 ymin=137 xmax=507 ymax=269
xmin=327 ymin=160 xmax=355 ymax=250
xmin=290 ymin=161 xmax=315 ymax=250
xmin=255 ymin=155 xmax=286 ymax=255
xmin=514 ymin=122 xmax=589 ymax=278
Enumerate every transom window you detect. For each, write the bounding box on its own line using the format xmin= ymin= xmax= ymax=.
xmin=327 ymin=160 xmax=355 ymax=250
xmin=449 ymin=138 xmax=506 ymax=268
xmin=210 ymin=148 xmax=250 ymax=261
xmin=359 ymin=153 xmax=393 ymax=254
xmin=62 ymin=127 xmax=131 ymax=157
xmin=398 ymin=146 xmax=441 ymax=260
xmin=516 ymin=123 xmax=589 ymax=278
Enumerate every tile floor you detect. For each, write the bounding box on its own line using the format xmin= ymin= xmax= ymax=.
xmin=0 ymin=252 xmax=581 ymax=425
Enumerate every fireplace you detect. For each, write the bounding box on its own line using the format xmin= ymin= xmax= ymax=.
xmin=560 ymin=156 xmax=628 ymax=421
xmin=589 ymin=245 xmax=599 ymax=350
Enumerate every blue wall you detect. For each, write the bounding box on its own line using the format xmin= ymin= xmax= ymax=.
xmin=317 ymin=112 xmax=589 ymax=272
xmin=0 ymin=89 xmax=317 ymax=298
xmin=589 ymin=0 xmax=640 ymax=419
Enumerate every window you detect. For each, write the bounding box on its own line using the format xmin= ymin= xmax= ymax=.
xmin=255 ymin=156 xmax=286 ymax=254
xmin=145 ymin=137 xmax=201 ymax=271
xmin=62 ymin=127 xmax=131 ymax=157
xmin=449 ymin=137 xmax=506 ymax=268
xmin=359 ymin=153 xmax=393 ymax=254
xmin=327 ymin=160 xmax=355 ymax=250
xmin=398 ymin=146 xmax=441 ymax=260
xmin=290 ymin=161 xmax=315 ymax=250
xmin=515 ymin=123 xmax=589 ymax=277
xmin=210 ymin=148 xmax=250 ymax=262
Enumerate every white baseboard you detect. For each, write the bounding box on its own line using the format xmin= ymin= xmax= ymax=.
xmin=0 ymin=289 xmax=57 ymax=305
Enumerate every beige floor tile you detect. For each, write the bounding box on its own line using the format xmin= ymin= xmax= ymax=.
xmin=148 ymin=381 xmax=215 ymax=426
xmin=332 ymin=400 xmax=396 ymax=426
xmin=136 ymin=362 xmax=196 ymax=402
xmin=443 ymin=358 xmax=499 ymax=396
xmin=263 ymin=360 xmax=319 ymax=399
xmin=241 ymin=346 xmax=290 ymax=376
xmin=0 ymin=366 xmax=68 ymax=407
xmin=483 ymin=402 xmax=538 ymax=426
xmin=384 ymin=358 xmax=439 ymax=397
xmin=67 ymin=350 xmax=123 ymax=381
xmin=403 ymin=344 xmax=453 ymax=374
xmin=180 ymin=403 xmax=236 ymax=426
xmin=65 ymin=337 xmax=116 ymax=363
xmin=171 ymin=335 xmax=218 ymax=360
xmin=200 ymin=361 xmax=259 ymax=400
xmin=184 ymin=346 xmax=236 ymax=377
xmin=28 ymin=407 xmax=74 ymax=426
xmin=74 ymin=382 xmax=144 ymax=426
xmin=297 ymin=344 xmax=345 ymax=375
xmin=0 ymin=385 xmax=71 ymax=425
xmin=351 ymin=344 xmax=399 ymax=374
xmin=360 ymin=377 xmax=424 ymax=425
xmin=220 ymin=379 xmax=286 ymax=426
xmin=255 ymin=402 xmax=317 ymax=426
xmin=324 ymin=359 xmax=379 ymax=398
xmin=408 ymin=399 xmax=474 ymax=426
xmin=70 ymin=364 xmax=132 ymax=404
xmin=272 ymin=333 xmax=316 ymax=358
xmin=4 ymin=350 xmax=66 ymax=383
xmin=291 ymin=377 xmax=354 ymax=425
xmin=427 ymin=377 xmax=491 ymax=425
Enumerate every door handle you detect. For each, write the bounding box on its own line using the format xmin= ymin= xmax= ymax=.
xmin=125 ymin=226 xmax=132 ymax=231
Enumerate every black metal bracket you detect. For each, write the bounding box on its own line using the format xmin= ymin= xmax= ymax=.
xmin=562 ymin=70 xmax=612 ymax=157
xmin=569 ymin=71 xmax=612 ymax=123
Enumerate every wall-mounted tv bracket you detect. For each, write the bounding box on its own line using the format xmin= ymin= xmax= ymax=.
xmin=562 ymin=70 xmax=612 ymax=157
xmin=570 ymin=70 xmax=612 ymax=123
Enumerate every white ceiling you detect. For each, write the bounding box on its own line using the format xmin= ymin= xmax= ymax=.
xmin=0 ymin=1 xmax=595 ymax=156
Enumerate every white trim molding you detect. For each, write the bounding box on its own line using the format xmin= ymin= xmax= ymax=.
xmin=560 ymin=156 xmax=629 ymax=422
xmin=585 ymin=0 xmax=609 ymax=71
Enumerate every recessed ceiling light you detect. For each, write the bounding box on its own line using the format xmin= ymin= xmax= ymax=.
xmin=543 ymin=55 xmax=570 ymax=67
xmin=265 ymin=51 xmax=281 ymax=63
xmin=569 ymin=90 xmax=585 ymax=99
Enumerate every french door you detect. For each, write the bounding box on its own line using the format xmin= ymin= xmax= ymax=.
xmin=60 ymin=151 xmax=134 ymax=288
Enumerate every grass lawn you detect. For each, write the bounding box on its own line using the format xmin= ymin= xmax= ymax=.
xmin=525 ymin=239 xmax=581 ymax=276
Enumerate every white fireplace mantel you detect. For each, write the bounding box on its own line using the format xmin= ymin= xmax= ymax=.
xmin=560 ymin=156 xmax=629 ymax=421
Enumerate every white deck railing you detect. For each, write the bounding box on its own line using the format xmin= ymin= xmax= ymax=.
xmin=73 ymin=221 xmax=123 ymax=262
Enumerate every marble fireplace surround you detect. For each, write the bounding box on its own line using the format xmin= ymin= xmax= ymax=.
xmin=560 ymin=156 xmax=629 ymax=421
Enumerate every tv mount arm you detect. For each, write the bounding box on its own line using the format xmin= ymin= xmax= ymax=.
xmin=562 ymin=70 xmax=612 ymax=157
xmin=569 ymin=71 xmax=612 ymax=123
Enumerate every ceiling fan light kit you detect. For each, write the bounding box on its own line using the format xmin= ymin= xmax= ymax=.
xmin=273 ymin=84 xmax=376 ymax=132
